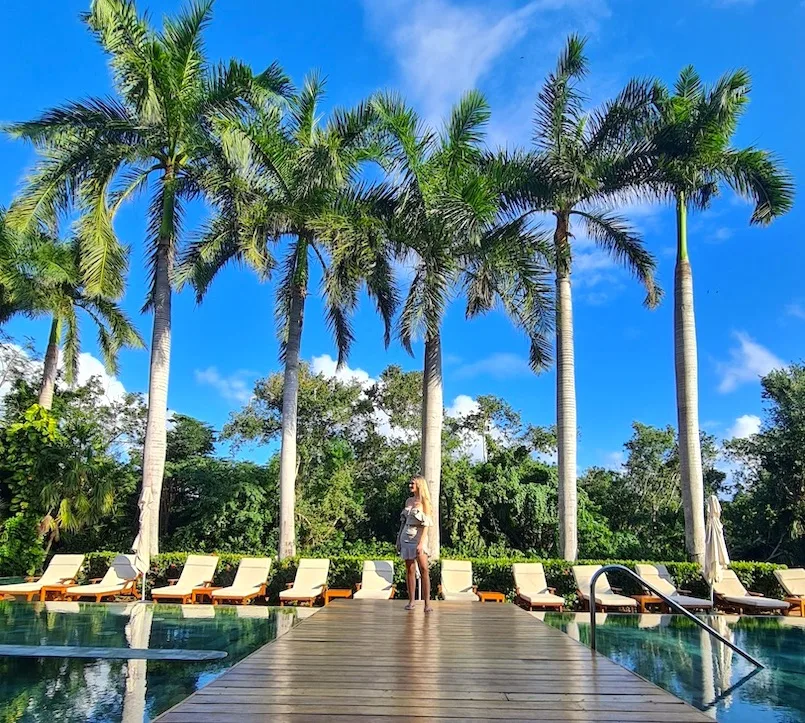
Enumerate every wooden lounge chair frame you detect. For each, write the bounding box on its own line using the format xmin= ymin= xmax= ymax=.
xmin=66 ymin=577 xmax=138 ymax=603
xmin=280 ymin=582 xmax=327 ymax=607
xmin=151 ymin=576 xmax=216 ymax=604
xmin=212 ymin=582 xmax=268 ymax=606
xmin=1 ymin=575 xmax=80 ymax=602
xmin=515 ymin=586 xmax=564 ymax=611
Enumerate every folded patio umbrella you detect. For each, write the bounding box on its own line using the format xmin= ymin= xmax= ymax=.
xmin=704 ymin=495 xmax=730 ymax=600
xmin=131 ymin=486 xmax=153 ymax=601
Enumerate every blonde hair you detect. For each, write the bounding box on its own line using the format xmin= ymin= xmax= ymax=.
xmin=411 ymin=475 xmax=433 ymax=517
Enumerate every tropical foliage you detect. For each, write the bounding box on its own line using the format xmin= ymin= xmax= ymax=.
xmin=0 ymin=0 xmax=794 ymax=569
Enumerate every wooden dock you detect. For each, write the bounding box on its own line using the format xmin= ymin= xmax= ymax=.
xmin=156 ymin=600 xmax=711 ymax=722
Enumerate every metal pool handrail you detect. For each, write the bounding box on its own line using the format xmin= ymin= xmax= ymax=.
xmin=588 ymin=564 xmax=764 ymax=669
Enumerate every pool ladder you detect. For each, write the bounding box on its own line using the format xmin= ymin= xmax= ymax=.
xmin=588 ymin=564 xmax=764 ymax=669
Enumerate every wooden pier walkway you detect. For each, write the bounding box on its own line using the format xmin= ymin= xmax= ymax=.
xmin=157 ymin=600 xmax=711 ymax=722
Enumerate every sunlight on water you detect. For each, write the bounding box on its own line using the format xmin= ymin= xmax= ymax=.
xmin=0 ymin=600 xmax=301 ymax=722
xmin=543 ymin=612 xmax=805 ymax=723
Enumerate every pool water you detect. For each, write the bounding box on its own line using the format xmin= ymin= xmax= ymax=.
xmin=542 ymin=612 xmax=805 ymax=723
xmin=0 ymin=600 xmax=302 ymax=722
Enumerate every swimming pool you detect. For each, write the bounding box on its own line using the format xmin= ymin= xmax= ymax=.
xmin=0 ymin=600 xmax=304 ymax=722
xmin=542 ymin=612 xmax=805 ymax=722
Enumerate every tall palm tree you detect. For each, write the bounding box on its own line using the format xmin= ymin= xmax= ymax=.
xmin=650 ymin=67 xmax=794 ymax=564
xmin=1 ymin=229 xmax=143 ymax=409
xmin=498 ymin=35 xmax=661 ymax=560
xmin=372 ymin=90 xmax=553 ymax=559
xmin=5 ymin=0 xmax=290 ymax=553
xmin=180 ymin=74 xmax=397 ymax=559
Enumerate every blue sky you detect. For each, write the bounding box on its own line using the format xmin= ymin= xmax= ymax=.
xmin=1 ymin=0 xmax=803 ymax=469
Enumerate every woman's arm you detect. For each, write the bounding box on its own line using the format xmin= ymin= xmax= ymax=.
xmin=396 ymin=517 xmax=406 ymax=552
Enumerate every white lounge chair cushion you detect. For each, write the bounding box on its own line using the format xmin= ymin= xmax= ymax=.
xmin=591 ymin=592 xmax=638 ymax=608
xmin=519 ymin=591 xmax=565 ymax=606
xmin=442 ymin=590 xmax=480 ymax=602
xmin=441 ymin=560 xmax=477 ymax=601
xmin=357 ymin=561 xmax=394 ymax=598
xmin=212 ymin=558 xmax=271 ymax=599
xmin=721 ymin=595 xmax=789 ymax=609
xmin=573 ymin=565 xmax=635 ymax=607
xmin=775 ymin=568 xmax=805 ymax=598
xmin=279 ymin=558 xmax=329 ymax=600
xmin=669 ymin=594 xmax=712 ymax=608
xmin=152 ymin=555 xmax=219 ymax=596
xmin=67 ymin=554 xmax=137 ymax=596
xmin=0 ymin=554 xmax=85 ymax=595
xmin=634 ymin=564 xmax=678 ymax=597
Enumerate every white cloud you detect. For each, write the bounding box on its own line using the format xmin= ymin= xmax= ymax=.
xmin=1 ymin=343 xmax=129 ymax=406
xmin=445 ymin=394 xmax=480 ymax=418
xmin=712 ymin=227 xmax=733 ymax=242
xmin=602 ymin=450 xmax=625 ymax=471
xmin=74 ymin=353 xmax=127 ymax=403
xmin=455 ymin=352 xmax=531 ymax=379
xmin=716 ymin=332 xmax=784 ymax=393
xmin=194 ymin=367 xmax=253 ymax=404
xmin=363 ymin=0 xmax=610 ymax=124
xmin=786 ymin=302 xmax=805 ymax=320
xmin=310 ymin=354 xmax=372 ymax=388
xmin=726 ymin=414 xmax=761 ymax=439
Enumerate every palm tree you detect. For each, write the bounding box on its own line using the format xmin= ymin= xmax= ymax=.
xmin=5 ymin=0 xmax=290 ymax=553
xmin=180 ymin=74 xmax=397 ymax=559
xmin=372 ymin=90 xmax=553 ymax=559
xmin=649 ymin=67 xmax=794 ymax=564
xmin=1 ymin=229 xmax=142 ymax=409
xmin=497 ymin=35 xmax=661 ymax=560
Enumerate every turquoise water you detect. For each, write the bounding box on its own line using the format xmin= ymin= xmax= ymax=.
xmin=0 ymin=600 xmax=301 ymax=722
xmin=543 ymin=612 xmax=805 ymax=722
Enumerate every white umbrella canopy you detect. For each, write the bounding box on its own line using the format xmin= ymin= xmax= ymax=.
xmin=132 ymin=486 xmax=153 ymax=600
xmin=704 ymin=495 xmax=730 ymax=586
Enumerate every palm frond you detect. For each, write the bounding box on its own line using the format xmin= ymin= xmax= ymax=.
xmin=719 ymin=147 xmax=794 ymax=225
xmin=573 ymin=208 xmax=661 ymax=307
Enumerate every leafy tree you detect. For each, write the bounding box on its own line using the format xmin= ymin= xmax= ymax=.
xmin=0 ymin=229 xmax=142 ymax=408
xmin=725 ymin=364 xmax=805 ymax=564
xmin=6 ymin=0 xmax=291 ymax=554
xmin=650 ymin=67 xmax=794 ymax=563
xmin=181 ymin=75 xmax=396 ymax=558
xmin=497 ymin=35 xmax=661 ymax=560
xmin=372 ymin=90 xmax=553 ymax=558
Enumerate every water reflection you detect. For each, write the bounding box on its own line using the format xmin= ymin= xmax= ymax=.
xmin=544 ymin=612 xmax=805 ymax=723
xmin=0 ymin=600 xmax=299 ymax=722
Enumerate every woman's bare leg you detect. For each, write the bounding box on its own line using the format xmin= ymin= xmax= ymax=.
xmin=405 ymin=559 xmax=416 ymax=608
xmin=417 ymin=553 xmax=432 ymax=611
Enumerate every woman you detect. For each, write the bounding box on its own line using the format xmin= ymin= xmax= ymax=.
xmin=396 ymin=475 xmax=433 ymax=611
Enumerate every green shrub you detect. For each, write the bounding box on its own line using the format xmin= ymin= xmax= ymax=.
xmin=78 ymin=552 xmax=788 ymax=606
xmin=0 ymin=514 xmax=46 ymax=576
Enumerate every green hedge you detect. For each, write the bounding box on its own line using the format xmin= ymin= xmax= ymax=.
xmin=80 ymin=552 xmax=788 ymax=606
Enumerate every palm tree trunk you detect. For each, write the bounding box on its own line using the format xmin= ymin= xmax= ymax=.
xmin=38 ymin=317 xmax=60 ymax=410
xmin=555 ymin=212 xmax=578 ymax=561
xmin=278 ymin=284 xmax=305 ymax=560
xmin=674 ymin=192 xmax=705 ymax=565
xmin=420 ymin=332 xmax=443 ymax=559
xmin=141 ymin=179 xmax=176 ymax=556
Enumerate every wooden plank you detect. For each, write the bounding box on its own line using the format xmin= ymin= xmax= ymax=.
xmin=154 ymin=600 xmax=711 ymax=722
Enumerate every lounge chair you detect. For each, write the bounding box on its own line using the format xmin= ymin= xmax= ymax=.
xmin=211 ymin=558 xmax=271 ymax=605
xmin=634 ymin=563 xmax=712 ymax=611
xmin=774 ymin=568 xmax=805 ymax=617
xmin=65 ymin=554 xmax=139 ymax=602
xmin=353 ymin=560 xmax=396 ymax=600
xmin=573 ymin=565 xmax=638 ymax=611
xmin=439 ymin=560 xmax=479 ymax=601
xmin=0 ymin=554 xmax=85 ymax=602
xmin=150 ymin=555 xmax=219 ymax=604
xmin=712 ymin=569 xmax=790 ymax=614
xmin=279 ymin=558 xmax=329 ymax=607
xmin=512 ymin=563 xmax=565 ymax=611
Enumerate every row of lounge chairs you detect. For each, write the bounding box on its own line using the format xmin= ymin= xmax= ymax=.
xmin=2 ymin=555 xmax=803 ymax=613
